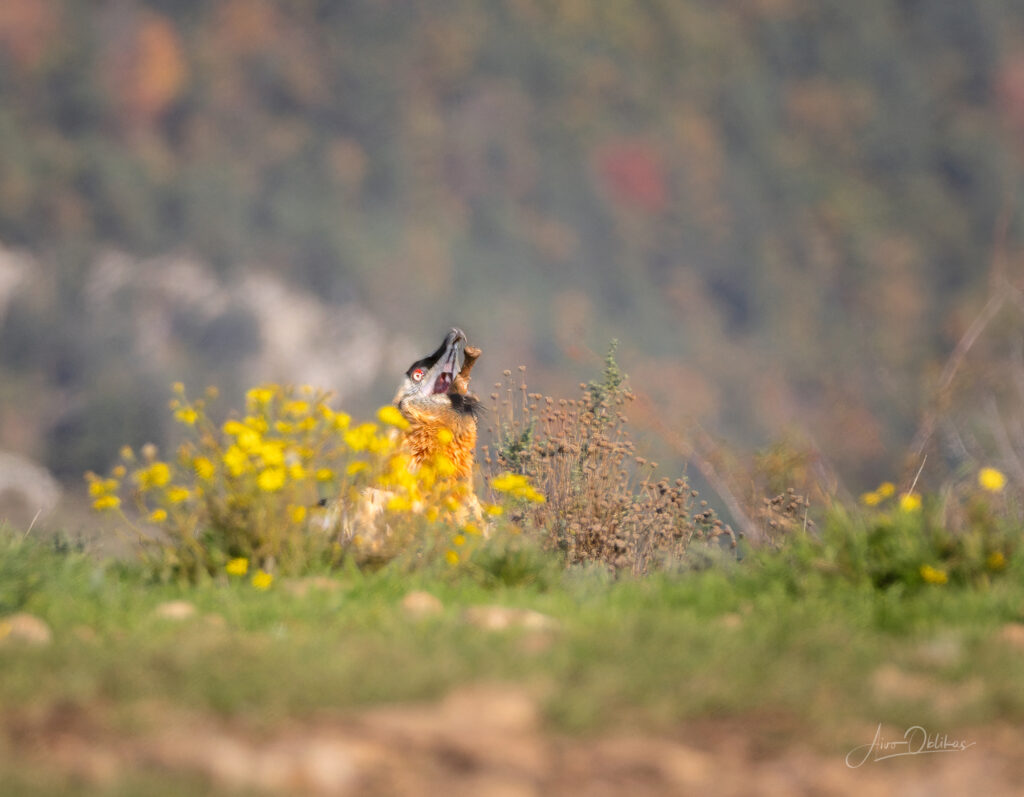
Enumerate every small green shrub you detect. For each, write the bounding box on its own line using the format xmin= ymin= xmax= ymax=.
xmin=754 ymin=477 xmax=1020 ymax=594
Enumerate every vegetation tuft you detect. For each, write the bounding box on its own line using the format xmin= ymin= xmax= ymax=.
xmin=85 ymin=383 xmax=534 ymax=583
xmin=483 ymin=344 xmax=733 ymax=575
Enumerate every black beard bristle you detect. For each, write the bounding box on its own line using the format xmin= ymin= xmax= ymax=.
xmin=448 ymin=393 xmax=481 ymax=417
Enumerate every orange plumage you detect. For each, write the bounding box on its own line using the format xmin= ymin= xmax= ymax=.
xmin=397 ymin=401 xmax=478 ymax=480
xmin=393 ymin=329 xmax=481 ymax=483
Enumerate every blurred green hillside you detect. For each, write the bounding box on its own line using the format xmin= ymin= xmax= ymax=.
xmin=3 ymin=0 xmax=1024 ymax=498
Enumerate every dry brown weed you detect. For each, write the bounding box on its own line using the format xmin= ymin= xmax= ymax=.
xmin=482 ymin=346 xmax=734 ymax=575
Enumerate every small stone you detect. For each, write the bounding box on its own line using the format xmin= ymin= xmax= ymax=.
xmin=463 ymin=605 xmax=558 ymax=632
xmin=998 ymin=623 xmax=1024 ymax=649
xmin=154 ymin=600 xmax=197 ymax=620
xmin=402 ymin=591 xmax=444 ymax=619
xmin=0 ymin=612 xmax=53 ymax=645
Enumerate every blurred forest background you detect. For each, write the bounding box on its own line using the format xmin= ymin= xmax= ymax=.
xmin=4 ymin=0 xmax=1024 ymax=526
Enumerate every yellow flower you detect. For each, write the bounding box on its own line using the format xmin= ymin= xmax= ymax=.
xmin=174 ymin=406 xmax=198 ymax=426
xmin=258 ymin=441 xmax=285 ymax=466
xmin=148 ymin=508 xmax=168 ymax=523
xmin=491 ymin=472 xmax=529 ymax=493
xmin=860 ymin=491 xmax=881 ymax=507
xmin=120 ymin=446 xmax=135 ymax=462
xmin=112 ymin=465 xmax=127 ymax=479
xmin=346 ymin=461 xmax=368 ymax=476
xmin=315 ymin=467 xmax=336 ymax=482
xmin=344 ymin=423 xmax=379 ymax=452
xmin=437 ymin=428 xmax=454 ymax=446
xmin=274 ymin=420 xmax=295 ymax=434
xmin=490 ymin=471 xmax=546 ymax=503
xmin=453 ymin=534 xmax=466 ymax=546
xmin=251 ymin=570 xmax=274 ymax=590
xmin=257 ymin=467 xmax=286 ymax=492
xmin=377 ymin=405 xmax=410 ymax=429
xmin=978 ymin=467 xmax=1007 ymax=494
xmin=223 ymin=445 xmax=249 ymax=477
xmin=283 ymin=399 xmax=310 ymax=418
xmin=332 ymin=411 xmax=351 ymax=431
xmin=289 ymin=505 xmax=308 ymax=523
xmin=920 ymin=564 xmax=948 ymax=585
xmin=877 ymin=482 xmax=896 ymax=498
xmin=524 ymin=487 xmax=546 ymax=504
xmin=88 ymin=478 xmax=119 ymax=497
xmin=92 ymin=495 xmax=120 ymax=511
xmin=236 ymin=428 xmax=261 ymax=453
xmin=987 ymin=551 xmax=1007 ymax=571
xmin=899 ymin=493 xmax=922 ymax=513
xmin=194 ymin=456 xmax=215 ymax=481
xmin=484 ymin=504 xmax=504 ymax=517
xmin=246 ymin=386 xmax=275 ymax=406
xmin=288 ymin=462 xmax=307 ymax=481
xmin=137 ymin=462 xmax=172 ymax=490
xmin=445 ymin=550 xmax=460 ymax=566
xmin=225 ymin=557 xmax=249 ymax=576
xmin=462 ymin=523 xmax=482 ymax=536
xmin=223 ymin=419 xmax=246 ymax=436
xmin=386 ymin=495 xmax=413 ymax=512
xmin=165 ymin=486 xmax=190 ymax=504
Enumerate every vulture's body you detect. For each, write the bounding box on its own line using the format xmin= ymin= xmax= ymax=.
xmin=335 ymin=327 xmax=482 ymax=551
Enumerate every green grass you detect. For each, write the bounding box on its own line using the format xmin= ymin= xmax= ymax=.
xmin=2 ymin=519 xmax=1024 ymax=793
xmin=2 ymin=506 xmax=1024 ymax=790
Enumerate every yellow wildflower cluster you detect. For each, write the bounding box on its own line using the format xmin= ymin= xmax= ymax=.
xmin=86 ymin=383 xmax=388 ymax=579
xmin=490 ymin=472 xmax=547 ymax=504
xmin=859 ymin=481 xmax=895 ymax=507
xmin=223 ymin=557 xmax=273 ymax=589
xmin=86 ymin=474 xmax=121 ymax=511
xmin=87 ymin=382 xmax=546 ymax=579
xmin=920 ymin=564 xmax=949 ymax=585
xmin=861 ymin=467 xmax=1010 ymax=510
xmin=859 ymin=481 xmax=921 ymax=513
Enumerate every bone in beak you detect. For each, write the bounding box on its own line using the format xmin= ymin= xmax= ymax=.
xmin=452 ymin=345 xmax=481 ymax=395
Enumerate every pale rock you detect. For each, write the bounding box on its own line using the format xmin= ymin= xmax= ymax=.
xmin=463 ymin=605 xmax=559 ymax=632
xmin=402 ymin=590 xmax=444 ymax=618
xmin=154 ymin=600 xmax=198 ymax=620
xmin=0 ymin=612 xmax=53 ymax=645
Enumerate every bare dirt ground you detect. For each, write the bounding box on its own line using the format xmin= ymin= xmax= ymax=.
xmin=7 ymin=684 xmax=1024 ymax=796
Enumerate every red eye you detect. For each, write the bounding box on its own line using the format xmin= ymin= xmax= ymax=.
xmin=412 ymin=368 xmax=425 ymax=382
